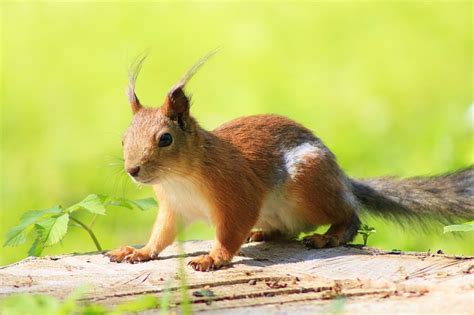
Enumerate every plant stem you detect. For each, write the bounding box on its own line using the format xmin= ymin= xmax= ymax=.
xmin=177 ymin=223 xmax=191 ymax=315
xmin=70 ymin=216 xmax=103 ymax=251
xmin=88 ymin=214 xmax=98 ymax=229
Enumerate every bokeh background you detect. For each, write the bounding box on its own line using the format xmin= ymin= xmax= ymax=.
xmin=1 ymin=1 xmax=472 ymax=266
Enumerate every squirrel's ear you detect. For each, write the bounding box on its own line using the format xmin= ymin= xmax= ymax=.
xmin=127 ymin=53 xmax=147 ymax=114
xmin=162 ymin=85 xmax=190 ymax=121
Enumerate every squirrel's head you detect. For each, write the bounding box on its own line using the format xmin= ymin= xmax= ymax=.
xmin=122 ymin=51 xmax=216 ymax=184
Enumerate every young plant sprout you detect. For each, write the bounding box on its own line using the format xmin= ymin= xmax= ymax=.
xmin=3 ymin=194 xmax=157 ymax=256
xmin=358 ymin=224 xmax=376 ymax=246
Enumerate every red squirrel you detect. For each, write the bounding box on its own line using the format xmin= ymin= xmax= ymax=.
xmin=106 ymin=52 xmax=473 ymax=271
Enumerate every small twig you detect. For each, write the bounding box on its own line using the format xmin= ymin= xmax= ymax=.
xmin=70 ymin=216 xmax=103 ymax=251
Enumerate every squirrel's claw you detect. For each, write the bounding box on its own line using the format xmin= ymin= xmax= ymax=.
xmin=106 ymin=246 xmax=151 ymax=264
xmin=188 ymin=254 xmax=219 ymax=272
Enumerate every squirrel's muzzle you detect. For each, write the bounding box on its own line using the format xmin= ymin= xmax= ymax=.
xmin=127 ymin=166 xmax=141 ymax=177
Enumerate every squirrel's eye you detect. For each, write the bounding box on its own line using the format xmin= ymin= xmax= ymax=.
xmin=158 ymin=133 xmax=173 ymax=147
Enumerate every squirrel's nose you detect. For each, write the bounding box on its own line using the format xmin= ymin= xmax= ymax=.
xmin=127 ymin=166 xmax=141 ymax=177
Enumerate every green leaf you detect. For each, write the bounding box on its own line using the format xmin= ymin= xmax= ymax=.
xmin=4 ymin=206 xmax=63 ymax=247
xmin=109 ymin=197 xmax=157 ymax=211
xmin=35 ymin=213 xmax=70 ymax=246
xmin=444 ymin=223 xmax=474 ymax=233
xmin=71 ymin=194 xmax=107 ymax=215
xmin=4 ymin=225 xmax=30 ymax=247
xmin=112 ymin=295 xmax=159 ymax=314
xmin=79 ymin=303 xmax=107 ymax=315
xmin=20 ymin=207 xmax=63 ymax=225
xmin=130 ymin=198 xmax=158 ymax=211
xmin=109 ymin=198 xmax=135 ymax=210
xmin=59 ymin=286 xmax=89 ymax=315
xmin=0 ymin=294 xmax=61 ymax=315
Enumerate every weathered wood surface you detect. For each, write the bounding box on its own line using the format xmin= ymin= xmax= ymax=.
xmin=1 ymin=240 xmax=473 ymax=314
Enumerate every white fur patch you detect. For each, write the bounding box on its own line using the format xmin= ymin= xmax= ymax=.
xmin=158 ymin=176 xmax=213 ymax=224
xmin=283 ymin=142 xmax=321 ymax=178
xmin=256 ymin=188 xmax=312 ymax=234
xmin=254 ymin=142 xmax=323 ymax=234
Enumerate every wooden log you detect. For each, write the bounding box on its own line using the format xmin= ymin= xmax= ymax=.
xmin=1 ymin=240 xmax=473 ymax=314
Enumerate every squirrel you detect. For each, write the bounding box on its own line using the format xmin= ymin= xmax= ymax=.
xmin=106 ymin=52 xmax=474 ymax=271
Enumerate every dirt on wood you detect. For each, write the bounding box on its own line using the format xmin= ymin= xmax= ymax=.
xmin=0 ymin=240 xmax=473 ymax=314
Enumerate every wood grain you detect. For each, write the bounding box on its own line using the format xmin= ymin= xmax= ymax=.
xmin=1 ymin=241 xmax=472 ymax=314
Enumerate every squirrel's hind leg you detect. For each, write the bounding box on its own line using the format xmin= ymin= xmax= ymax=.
xmin=303 ymin=212 xmax=361 ymax=249
xmin=247 ymin=230 xmax=286 ymax=243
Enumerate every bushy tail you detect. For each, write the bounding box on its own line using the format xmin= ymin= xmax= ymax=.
xmin=350 ymin=167 xmax=474 ymax=226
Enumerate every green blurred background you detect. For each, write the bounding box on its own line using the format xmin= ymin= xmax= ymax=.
xmin=1 ymin=1 xmax=473 ymax=266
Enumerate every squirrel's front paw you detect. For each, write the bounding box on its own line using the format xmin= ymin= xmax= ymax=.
xmin=106 ymin=246 xmax=152 ymax=264
xmin=188 ymin=254 xmax=226 ymax=272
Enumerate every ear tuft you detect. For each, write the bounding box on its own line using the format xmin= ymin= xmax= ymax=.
xmin=175 ymin=48 xmax=219 ymax=88
xmin=161 ymin=49 xmax=218 ymax=126
xmin=127 ymin=52 xmax=148 ymax=114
